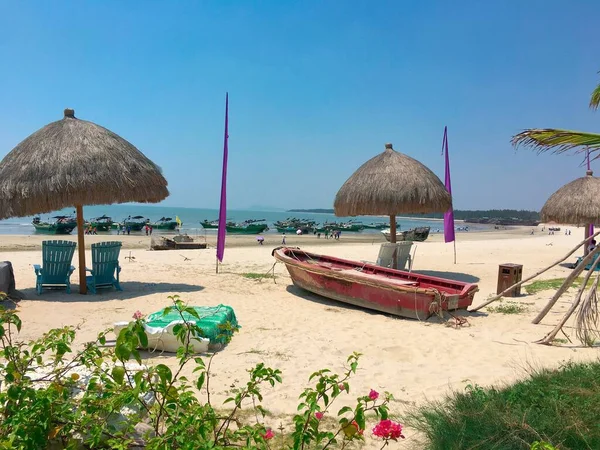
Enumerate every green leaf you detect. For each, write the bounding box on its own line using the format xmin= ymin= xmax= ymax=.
xmin=136 ymin=328 xmax=148 ymax=348
xmin=112 ymin=366 xmax=125 ymax=385
xmin=196 ymin=372 xmax=205 ymax=391
xmin=183 ymin=307 xmax=200 ymax=320
xmin=337 ymin=406 xmax=352 ymax=416
xmin=378 ymin=406 xmax=388 ymax=420
xmin=355 ymin=407 xmax=365 ymax=430
xmin=156 ymin=364 xmax=173 ymax=383
xmin=115 ymin=342 xmax=132 ymax=361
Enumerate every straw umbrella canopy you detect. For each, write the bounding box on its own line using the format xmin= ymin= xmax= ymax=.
xmin=0 ymin=108 xmax=168 ymax=294
xmin=540 ymin=169 xmax=600 ymax=252
xmin=334 ymin=143 xmax=451 ymax=245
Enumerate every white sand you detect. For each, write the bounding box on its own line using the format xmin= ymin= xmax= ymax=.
xmin=2 ymin=225 xmax=598 ymax=446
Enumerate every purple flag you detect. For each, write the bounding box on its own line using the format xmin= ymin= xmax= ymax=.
xmin=216 ymin=93 xmax=229 ymax=262
xmin=442 ymin=126 xmax=455 ymax=243
xmin=588 ymin=149 xmax=594 ymax=237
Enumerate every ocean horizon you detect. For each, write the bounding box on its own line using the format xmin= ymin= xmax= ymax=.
xmin=0 ymin=203 xmax=489 ymax=236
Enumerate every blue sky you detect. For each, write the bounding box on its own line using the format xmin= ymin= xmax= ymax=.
xmin=1 ymin=1 xmax=599 ymax=211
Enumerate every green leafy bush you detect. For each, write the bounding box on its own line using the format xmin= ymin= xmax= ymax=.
xmin=0 ymin=295 xmax=404 ymax=449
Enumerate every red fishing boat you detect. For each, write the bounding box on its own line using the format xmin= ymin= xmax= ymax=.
xmin=273 ymin=247 xmax=478 ymax=320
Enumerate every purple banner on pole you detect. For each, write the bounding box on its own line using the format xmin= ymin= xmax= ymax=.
xmin=443 ymin=126 xmax=455 ymax=243
xmin=217 ymin=93 xmax=229 ymax=262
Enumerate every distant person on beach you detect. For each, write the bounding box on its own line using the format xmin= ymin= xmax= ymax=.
xmin=126 ymin=226 xmax=131 ymax=235
xmin=281 ymin=233 xmax=286 ymax=245
xmin=589 ymin=240 xmax=597 ymax=253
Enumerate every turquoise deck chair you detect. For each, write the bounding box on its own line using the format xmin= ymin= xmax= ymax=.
xmin=86 ymin=241 xmax=123 ymax=294
xmin=34 ymin=240 xmax=76 ymax=295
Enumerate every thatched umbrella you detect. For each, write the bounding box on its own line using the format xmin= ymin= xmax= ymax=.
xmin=540 ymin=169 xmax=600 ymax=254
xmin=0 ymin=108 xmax=168 ymax=294
xmin=334 ymin=143 xmax=451 ymax=249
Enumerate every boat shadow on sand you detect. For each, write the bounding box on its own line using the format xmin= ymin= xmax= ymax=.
xmin=19 ymin=281 xmax=204 ymax=302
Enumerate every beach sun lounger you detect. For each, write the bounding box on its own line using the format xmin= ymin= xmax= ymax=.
xmin=86 ymin=241 xmax=123 ymax=294
xmin=34 ymin=240 xmax=76 ymax=294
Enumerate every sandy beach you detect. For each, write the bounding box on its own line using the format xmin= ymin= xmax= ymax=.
xmin=2 ymin=225 xmax=597 ymax=447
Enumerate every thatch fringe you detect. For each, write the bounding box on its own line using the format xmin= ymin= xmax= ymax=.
xmin=0 ymin=110 xmax=168 ymax=219
xmin=538 ymin=170 xmax=600 ymax=225
xmin=334 ymin=144 xmax=451 ymax=217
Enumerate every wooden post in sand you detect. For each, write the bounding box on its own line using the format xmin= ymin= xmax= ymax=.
xmin=75 ymin=205 xmax=87 ymax=295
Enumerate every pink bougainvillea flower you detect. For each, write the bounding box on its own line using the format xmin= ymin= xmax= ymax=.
xmin=368 ymin=389 xmax=379 ymax=400
xmin=372 ymin=419 xmax=405 ymax=440
xmin=262 ymin=429 xmax=275 ymax=440
xmin=315 ymin=411 xmax=324 ymax=420
xmin=132 ymin=310 xmax=143 ymax=320
xmin=338 ymin=383 xmax=345 ymax=391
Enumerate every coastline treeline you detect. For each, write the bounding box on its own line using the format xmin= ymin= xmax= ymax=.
xmin=288 ymin=208 xmax=540 ymax=221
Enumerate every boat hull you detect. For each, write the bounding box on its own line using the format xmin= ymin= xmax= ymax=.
xmin=226 ymin=225 xmax=268 ymax=234
xmin=89 ymin=222 xmax=112 ymax=232
xmin=33 ymin=223 xmax=76 ymax=234
xmin=201 ymin=222 xmax=219 ymax=229
xmin=123 ymin=222 xmax=146 ymax=231
xmin=273 ymin=247 xmax=477 ymax=320
xmin=151 ymin=222 xmax=178 ymax=230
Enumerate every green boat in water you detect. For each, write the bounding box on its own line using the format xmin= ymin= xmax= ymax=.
xmin=88 ymin=215 xmax=113 ymax=232
xmin=200 ymin=219 xmax=219 ymax=229
xmin=225 ymin=220 xmax=269 ymax=234
xmin=151 ymin=217 xmax=179 ymax=230
xmin=32 ymin=216 xmax=77 ymax=234
xmin=122 ymin=215 xmax=148 ymax=232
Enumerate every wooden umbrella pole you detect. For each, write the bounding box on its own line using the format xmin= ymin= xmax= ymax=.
xmin=76 ymin=205 xmax=87 ymax=295
xmin=390 ymin=215 xmax=397 ymax=269
xmin=470 ymin=231 xmax=600 ymax=312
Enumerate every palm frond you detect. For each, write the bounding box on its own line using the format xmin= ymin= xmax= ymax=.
xmin=590 ymin=81 xmax=600 ymax=111
xmin=511 ymin=129 xmax=600 ymax=158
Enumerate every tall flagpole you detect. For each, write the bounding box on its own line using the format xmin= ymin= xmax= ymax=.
xmin=442 ymin=126 xmax=456 ymax=264
xmin=216 ymin=93 xmax=229 ymax=273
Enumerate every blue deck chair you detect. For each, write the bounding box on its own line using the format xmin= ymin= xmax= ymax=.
xmin=33 ymin=240 xmax=76 ymax=294
xmin=86 ymin=241 xmax=123 ymax=294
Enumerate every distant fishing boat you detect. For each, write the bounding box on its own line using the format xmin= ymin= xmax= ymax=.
xmin=150 ymin=217 xmax=178 ymax=230
xmin=382 ymin=226 xmax=431 ymax=242
xmin=201 ymin=219 xmax=220 ymax=229
xmin=274 ymin=218 xmax=316 ymax=234
xmin=362 ymin=222 xmax=388 ymax=230
xmin=225 ymin=220 xmax=269 ymax=234
xmin=122 ymin=215 xmax=148 ymax=231
xmin=316 ymin=221 xmax=364 ymax=233
xmin=32 ymin=215 xmax=77 ymax=234
xmin=88 ymin=215 xmax=113 ymax=232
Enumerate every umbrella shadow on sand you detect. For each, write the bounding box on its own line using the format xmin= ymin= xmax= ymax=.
xmin=411 ymin=270 xmax=480 ymax=284
xmin=18 ymin=281 xmax=204 ymax=302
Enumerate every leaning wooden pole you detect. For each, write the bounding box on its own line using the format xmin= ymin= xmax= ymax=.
xmin=532 ymin=244 xmax=600 ymax=324
xmin=536 ymin=255 xmax=600 ymax=345
xmin=470 ymin=231 xmax=600 ymax=312
xmin=75 ymin=205 xmax=87 ymax=295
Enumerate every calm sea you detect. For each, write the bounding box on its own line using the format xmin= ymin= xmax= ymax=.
xmin=0 ymin=204 xmax=491 ymax=235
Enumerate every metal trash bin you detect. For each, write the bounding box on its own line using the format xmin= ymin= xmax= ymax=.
xmin=496 ymin=263 xmax=523 ymax=297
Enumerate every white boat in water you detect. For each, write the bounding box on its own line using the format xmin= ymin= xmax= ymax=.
xmin=381 ymin=226 xmax=431 ymax=242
